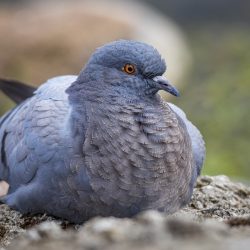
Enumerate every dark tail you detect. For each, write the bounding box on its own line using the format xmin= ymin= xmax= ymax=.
xmin=0 ymin=78 xmax=36 ymax=104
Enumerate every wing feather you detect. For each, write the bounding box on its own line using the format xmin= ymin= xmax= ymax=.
xmin=167 ymin=102 xmax=205 ymax=175
xmin=0 ymin=75 xmax=77 ymax=189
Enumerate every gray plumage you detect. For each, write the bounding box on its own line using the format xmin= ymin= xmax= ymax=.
xmin=0 ymin=40 xmax=205 ymax=223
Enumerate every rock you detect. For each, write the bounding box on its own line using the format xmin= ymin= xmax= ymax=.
xmin=180 ymin=175 xmax=250 ymax=220
xmin=6 ymin=211 xmax=250 ymax=250
xmin=1 ymin=176 xmax=250 ymax=250
xmin=0 ymin=205 xmax=71 ymax=248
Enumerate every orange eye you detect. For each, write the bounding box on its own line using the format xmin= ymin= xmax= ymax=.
xmin=122 ymin=64 xmax=136 ymax=74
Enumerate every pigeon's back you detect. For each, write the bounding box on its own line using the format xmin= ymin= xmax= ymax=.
xmin=0 ymin=75 xmax=94 ymax=221
xmin=0 ymin=76 xmax=77 ymax=190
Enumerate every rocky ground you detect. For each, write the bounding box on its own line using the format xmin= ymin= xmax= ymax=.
xmin=0 ymin=175 xmax=250 ymax=250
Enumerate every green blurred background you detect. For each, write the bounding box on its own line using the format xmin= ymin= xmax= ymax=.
xmin=0 ymin=0 xmax=249 ymax=181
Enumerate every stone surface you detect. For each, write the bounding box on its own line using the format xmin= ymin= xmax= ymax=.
xmin=177 ymin=175 xmax=250 ymax=220
xmin=1 ymin=176 xmax=250 ymax=250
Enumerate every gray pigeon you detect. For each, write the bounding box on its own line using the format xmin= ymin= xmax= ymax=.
xmin=0 ymin=40 xmax=205 ymax=223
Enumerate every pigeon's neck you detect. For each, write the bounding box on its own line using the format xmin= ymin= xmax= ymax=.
xmin=68 ymin=91 xmax=157 ymax=149
xmin=67 ymin=75 xmax=166 ymax=152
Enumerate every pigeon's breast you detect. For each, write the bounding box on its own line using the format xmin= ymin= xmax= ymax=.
xmin=82 ymin=100 xmax=194 ymax=216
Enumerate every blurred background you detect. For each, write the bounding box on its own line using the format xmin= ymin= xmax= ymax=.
xmin=0 ymin=0 xmax=249 ymax=181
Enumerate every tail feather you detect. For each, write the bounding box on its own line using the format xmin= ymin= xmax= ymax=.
xmin=0 ymin=78 xmax=36 ymax=104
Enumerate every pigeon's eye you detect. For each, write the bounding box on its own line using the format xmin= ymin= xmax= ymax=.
xmin=122 ymin=64 xmax=136 ymax=75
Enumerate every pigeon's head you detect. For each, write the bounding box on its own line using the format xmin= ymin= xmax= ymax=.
xmin=78 ymin=40 xmax=179 ymax=98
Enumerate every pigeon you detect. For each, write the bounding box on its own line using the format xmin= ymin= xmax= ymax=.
xmin=0 ymin=40 xmax=205 ymax=223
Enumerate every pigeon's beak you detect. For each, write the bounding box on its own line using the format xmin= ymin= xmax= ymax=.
xmin=153 ymin=76 xmax=180 ymax=97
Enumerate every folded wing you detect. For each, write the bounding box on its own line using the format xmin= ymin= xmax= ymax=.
xmin=167 ymin=103 xmax=205 ymax=175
